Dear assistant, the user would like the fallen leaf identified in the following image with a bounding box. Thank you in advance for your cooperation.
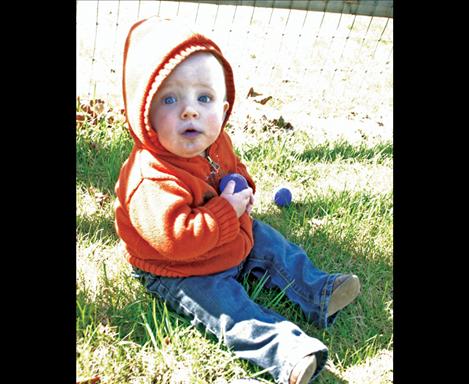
[80,104,94,116]
[246,87,263,98]
[92,100,105,115]
[255,96,272,105]
[76,113,86,128]
[272,116,294,130]
[76,376,100,384]
[94,192,107,207]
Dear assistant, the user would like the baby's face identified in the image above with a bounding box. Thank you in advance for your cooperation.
[150,52,229,158]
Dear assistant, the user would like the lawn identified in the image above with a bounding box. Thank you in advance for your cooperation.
[76,94,393,383]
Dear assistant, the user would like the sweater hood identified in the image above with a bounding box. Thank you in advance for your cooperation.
[122,16,236,157]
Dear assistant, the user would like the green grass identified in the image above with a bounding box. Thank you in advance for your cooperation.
[76,100,393,383]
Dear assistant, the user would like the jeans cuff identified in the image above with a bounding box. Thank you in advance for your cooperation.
[318,273,341,329]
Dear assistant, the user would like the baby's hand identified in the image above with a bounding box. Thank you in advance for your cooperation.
[220,180,254,218]
[246,192,255,215]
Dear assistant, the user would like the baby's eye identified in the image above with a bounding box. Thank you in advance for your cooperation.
[163,96,177,105]
[198,95,211,103]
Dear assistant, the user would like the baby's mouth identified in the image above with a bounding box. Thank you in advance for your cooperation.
[182,126,202,138]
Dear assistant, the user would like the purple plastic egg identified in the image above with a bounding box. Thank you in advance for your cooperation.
[274,187,292,207]
[219,173,249,193]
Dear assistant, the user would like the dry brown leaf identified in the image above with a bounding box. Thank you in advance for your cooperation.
[246,87,263,98]
[255,96,272,105]
[90,99,106,116]
[89,142,98,151]
[94,192,107,207]
[272,116,293,130]
[76,376,100,384]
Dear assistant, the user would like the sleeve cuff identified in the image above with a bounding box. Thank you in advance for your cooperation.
[204,196,240,245]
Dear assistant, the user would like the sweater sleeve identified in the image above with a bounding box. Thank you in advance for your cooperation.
[128,178,240,261]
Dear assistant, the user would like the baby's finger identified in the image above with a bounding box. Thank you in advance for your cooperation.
[238,187,253,198]
[240,189,252,205]
[221,180,236,195]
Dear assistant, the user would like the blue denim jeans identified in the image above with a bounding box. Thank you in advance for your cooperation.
[133,220,342,383]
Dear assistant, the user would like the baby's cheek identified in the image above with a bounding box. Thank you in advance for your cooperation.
[154,113,174,133]
[207,112,224,129]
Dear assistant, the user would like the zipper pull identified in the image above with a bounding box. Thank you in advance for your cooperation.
[206,154,220,186]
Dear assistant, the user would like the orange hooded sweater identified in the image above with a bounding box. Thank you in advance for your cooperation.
[114,16,256,277]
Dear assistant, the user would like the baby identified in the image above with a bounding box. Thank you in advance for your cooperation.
[114,16,360,384]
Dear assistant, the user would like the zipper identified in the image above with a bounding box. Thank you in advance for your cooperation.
[206,153,220,186]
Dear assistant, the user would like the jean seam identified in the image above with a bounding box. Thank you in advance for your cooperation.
[318,274,336,328]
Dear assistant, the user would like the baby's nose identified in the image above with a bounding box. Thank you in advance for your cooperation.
[181,106,199,119]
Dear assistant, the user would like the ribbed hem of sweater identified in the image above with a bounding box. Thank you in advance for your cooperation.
[204,196,240,245]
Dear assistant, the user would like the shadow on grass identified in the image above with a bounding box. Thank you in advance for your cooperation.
[76,123,133,194]
[315,369,349,384]
[76,212,118,243]
[297,141,393,163]
[241,137,393,165]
